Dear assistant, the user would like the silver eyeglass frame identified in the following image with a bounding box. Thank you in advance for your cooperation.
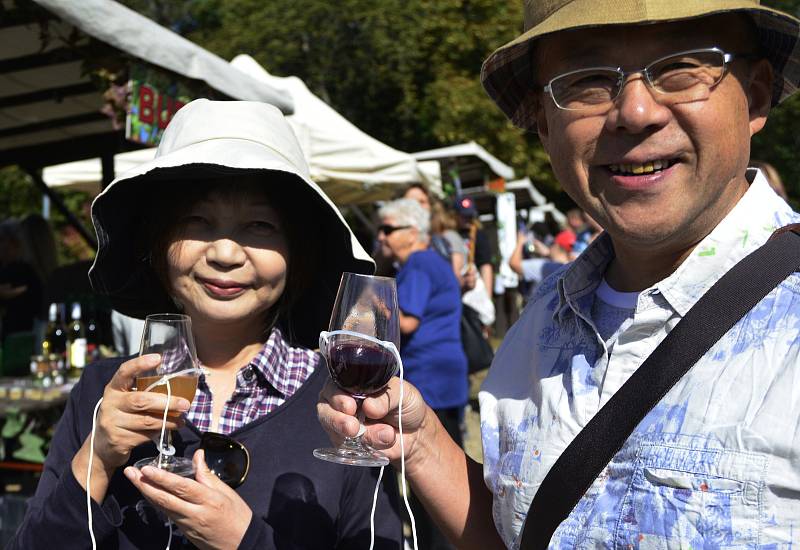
[542,47,740,111]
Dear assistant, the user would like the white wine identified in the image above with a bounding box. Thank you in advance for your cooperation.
[136,375,197,418]
[67,303,87,380]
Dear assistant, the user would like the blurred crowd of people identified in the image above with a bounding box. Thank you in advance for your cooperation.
[0,214,56,344]
[0,212,116,378]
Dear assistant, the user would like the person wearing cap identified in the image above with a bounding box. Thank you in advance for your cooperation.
[454,196,494,298]
[11,99,402,549]
[319,1,800,548]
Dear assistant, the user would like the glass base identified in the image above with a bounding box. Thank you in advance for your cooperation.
[313,446,389,467]
[134,455,195,477]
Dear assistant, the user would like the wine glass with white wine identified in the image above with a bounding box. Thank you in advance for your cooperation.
[133,313,201,476]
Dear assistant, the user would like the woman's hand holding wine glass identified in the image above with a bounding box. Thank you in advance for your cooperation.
[71,354,191,502]
[124,450,252,550]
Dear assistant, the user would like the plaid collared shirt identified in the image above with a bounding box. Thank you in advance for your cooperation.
[186,328,318,435]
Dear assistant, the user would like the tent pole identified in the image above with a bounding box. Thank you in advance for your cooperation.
[24,167,97,250]
[101,153,115,190]
[346,204,376,233]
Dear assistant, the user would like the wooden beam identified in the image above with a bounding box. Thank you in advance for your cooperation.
[0,46,87,75]
[0,111,108,139]
[101,153,114,190]
[0,131,143,169]
[0,7,54,30]
[0,81,98,109]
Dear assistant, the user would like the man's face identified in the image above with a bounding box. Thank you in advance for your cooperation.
[535,15,772,256]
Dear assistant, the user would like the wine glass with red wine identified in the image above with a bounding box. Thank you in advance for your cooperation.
[314,273,400,466]
[133,314,201,476]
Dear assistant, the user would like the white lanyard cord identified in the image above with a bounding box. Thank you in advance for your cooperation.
[326,330,419,550]
[87,397,103,549]
[88,374,180,550]
[396,350,419,550]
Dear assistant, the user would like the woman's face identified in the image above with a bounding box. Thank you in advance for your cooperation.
[166,191,289,328]
[403,187,431,212]
[378,215,417,263]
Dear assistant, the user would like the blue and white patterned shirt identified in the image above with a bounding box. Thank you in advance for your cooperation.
[480,170,800,548]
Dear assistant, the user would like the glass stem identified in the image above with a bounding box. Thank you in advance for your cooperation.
[157,430,174,469]
[341,398,368,449]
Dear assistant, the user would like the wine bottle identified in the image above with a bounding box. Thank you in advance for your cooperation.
[86,302,100,362]
[67,302,87,380]
[42,303,67,357]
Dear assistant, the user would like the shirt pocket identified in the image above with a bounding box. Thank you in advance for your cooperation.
[496,473,537,550]
[615,442,766,549]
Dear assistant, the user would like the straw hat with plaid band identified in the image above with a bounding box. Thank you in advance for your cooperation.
[89,99,374,349]
[481,0,800,131]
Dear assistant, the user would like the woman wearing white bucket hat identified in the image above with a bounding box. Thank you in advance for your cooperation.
[11,99,402,549]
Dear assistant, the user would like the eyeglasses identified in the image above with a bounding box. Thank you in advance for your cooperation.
[200,432,250,488]
[377,224,411,236]
[543,47,748,114]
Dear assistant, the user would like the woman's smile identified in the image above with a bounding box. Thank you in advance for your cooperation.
[197,276,250,299]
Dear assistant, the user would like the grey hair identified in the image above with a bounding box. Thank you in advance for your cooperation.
[378,198,430,242]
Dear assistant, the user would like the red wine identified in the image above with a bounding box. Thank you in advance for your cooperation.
[327,341,398,397]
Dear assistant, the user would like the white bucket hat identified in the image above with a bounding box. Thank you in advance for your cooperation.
[89,99,374,348]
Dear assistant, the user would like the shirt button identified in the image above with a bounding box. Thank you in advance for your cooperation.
[243,368,254,381]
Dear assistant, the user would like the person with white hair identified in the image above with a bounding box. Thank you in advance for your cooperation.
[376,198,467,550]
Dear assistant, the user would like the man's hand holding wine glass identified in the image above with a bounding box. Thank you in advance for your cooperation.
[71,353,190,503]
[318,376,443,473]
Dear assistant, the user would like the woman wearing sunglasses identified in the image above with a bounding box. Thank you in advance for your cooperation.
[10,100,402,549]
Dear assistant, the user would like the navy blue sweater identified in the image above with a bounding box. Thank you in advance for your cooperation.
[10,357,402,549]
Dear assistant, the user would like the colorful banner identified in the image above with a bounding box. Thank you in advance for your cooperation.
[126,64,193,146]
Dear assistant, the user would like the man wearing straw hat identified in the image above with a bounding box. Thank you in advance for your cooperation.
[320,1,800,548]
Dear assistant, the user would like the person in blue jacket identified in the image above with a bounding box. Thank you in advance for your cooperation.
[10,99,402,549]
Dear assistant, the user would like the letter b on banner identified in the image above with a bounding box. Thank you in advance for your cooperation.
[139,85,155,125]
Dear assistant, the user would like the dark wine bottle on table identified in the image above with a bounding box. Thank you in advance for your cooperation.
[42,302,67,357]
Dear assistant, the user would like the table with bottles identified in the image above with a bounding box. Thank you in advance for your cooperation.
[0,377,74,416]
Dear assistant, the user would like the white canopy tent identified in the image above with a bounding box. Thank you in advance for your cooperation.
[412,141,515,187]
[230,54,440,204]
[43,148,156,193]
[43,54,441,206]
[31,0,292,110]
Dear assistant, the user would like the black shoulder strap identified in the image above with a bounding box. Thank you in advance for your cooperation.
[520,225,800,549]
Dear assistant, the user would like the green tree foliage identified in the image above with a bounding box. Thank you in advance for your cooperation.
[0,167,40,219]
[184,0,800,204]
[186,0,561,200]
[0,167,94,265]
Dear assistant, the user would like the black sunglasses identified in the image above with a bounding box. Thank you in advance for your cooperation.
[200,432,250,489]
[378,224,411,235]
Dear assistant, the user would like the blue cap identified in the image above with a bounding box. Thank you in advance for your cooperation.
[454,196,478,218]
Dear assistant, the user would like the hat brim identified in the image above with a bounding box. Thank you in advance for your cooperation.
[89,139,374,348]
[481,2,800,130]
